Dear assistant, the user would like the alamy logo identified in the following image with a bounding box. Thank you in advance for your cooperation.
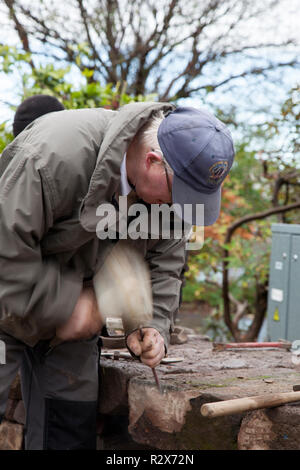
[0,340,5,365]
[95,197,205,250]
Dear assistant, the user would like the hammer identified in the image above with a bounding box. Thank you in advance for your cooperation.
[93,240,162,391]
[201,386,300,418]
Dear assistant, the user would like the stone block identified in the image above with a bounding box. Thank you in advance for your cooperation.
[4,399,17,422]
[13,401,25,425]
[238,410,276,450]
[8,374,22,400]
[4,399,25,425]
[0,420,23,450]
[98,336,300,450]
[128,382,242,450]
[238,404,300,450]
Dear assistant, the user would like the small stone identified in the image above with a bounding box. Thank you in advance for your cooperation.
[263,379,274,384]
[8,374,22,400]
[4,399,16,422]
[170,327,188,345]
[0,420,23,450]
[220,359,247,369]
[13,401,25,425]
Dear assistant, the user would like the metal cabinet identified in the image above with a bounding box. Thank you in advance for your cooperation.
[267,223,300,341]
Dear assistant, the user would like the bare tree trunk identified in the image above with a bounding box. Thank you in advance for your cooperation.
[222,201,300,341]
[3,0,35,69]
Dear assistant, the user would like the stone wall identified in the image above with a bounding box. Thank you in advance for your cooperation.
[2,335,300,450]
[0,375,24,450]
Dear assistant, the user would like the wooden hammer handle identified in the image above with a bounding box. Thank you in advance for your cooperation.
[201,391,300,418]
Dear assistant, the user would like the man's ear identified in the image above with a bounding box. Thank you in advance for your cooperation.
[145,150,163,170]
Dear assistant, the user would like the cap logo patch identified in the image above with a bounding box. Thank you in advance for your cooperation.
[208,161,228,184]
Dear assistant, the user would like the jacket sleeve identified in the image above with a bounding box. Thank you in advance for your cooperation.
[0,155,83,347]
[145,237,186,349]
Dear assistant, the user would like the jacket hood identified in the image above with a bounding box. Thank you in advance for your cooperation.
[79,101,175,232]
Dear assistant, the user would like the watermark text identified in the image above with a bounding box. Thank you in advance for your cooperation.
[95,197,204,250]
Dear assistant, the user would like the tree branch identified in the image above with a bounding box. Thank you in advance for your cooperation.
[222,201,300,340]
[76,0,98,64]
[173,59,299,100]
[3,0,35,69]
[2,0,298,100]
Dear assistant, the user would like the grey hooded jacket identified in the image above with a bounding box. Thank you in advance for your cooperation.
[0,102,186,347]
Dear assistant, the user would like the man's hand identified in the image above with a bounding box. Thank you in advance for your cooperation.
[126,328,165,368]
[56,287,103,341]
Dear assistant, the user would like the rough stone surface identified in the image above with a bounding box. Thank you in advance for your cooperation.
[99,335,300,450]
[4,332,300,450]
[238,405,300,450]
[4,397,25,426]
[13,400,25,425]
[238,410,277,450]
[0,420,23,450]
[128,385,242,450]
[4,399,17,422]
[128,381,199,449]
[8,374,22,400]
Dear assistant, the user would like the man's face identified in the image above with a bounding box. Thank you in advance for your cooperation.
[134,150,173,205]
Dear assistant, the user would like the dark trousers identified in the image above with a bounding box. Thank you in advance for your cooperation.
[0,330,100,449]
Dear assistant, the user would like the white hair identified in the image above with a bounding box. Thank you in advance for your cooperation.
[138,110,174,174]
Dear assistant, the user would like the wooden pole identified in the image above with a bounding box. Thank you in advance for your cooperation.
[201,391,300,418]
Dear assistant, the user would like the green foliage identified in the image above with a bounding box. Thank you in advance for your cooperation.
[26,63,157,110]
[202,309,233,342]
[0,121,13,153]
[0,44,31,74]
[0,44,157,147]
[226,145,270,214]
[183,226,271,309]
[183,86,299,337]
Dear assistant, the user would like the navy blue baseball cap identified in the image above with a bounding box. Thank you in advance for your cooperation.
[157,107,235,226]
